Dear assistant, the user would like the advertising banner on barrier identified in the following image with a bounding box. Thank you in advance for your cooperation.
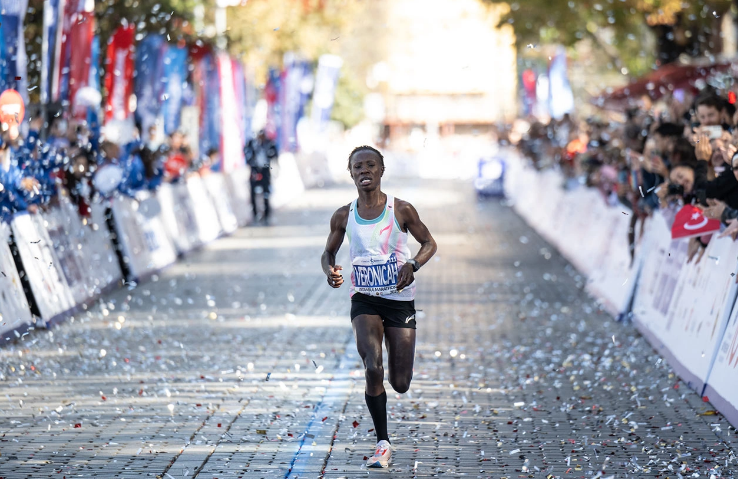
[655,234,738,391]
[630,211,735,391]
[632,213,688,322]
[157,182,201,254]
[704,292,738,428]
[224,167,251,227]
[86,203,123,291]
[186,175,221,243]
[203,173,238,234]
[42,205,91,305]
[110,193,177,280]
[586,205,641,316]
[11,213,75,321]
[0,221,33,340]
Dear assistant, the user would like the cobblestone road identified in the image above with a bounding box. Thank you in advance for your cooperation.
[1,180,737,478]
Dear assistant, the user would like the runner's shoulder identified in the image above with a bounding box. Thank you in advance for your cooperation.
[331,203,351,229]
[393,197,418,219]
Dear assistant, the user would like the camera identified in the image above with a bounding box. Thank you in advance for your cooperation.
[667,183,685,196]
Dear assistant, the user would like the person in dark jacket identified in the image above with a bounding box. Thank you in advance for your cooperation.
[244,130,278,225]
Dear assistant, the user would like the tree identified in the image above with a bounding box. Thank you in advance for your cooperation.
[483,0,733,77]
[226,0,367,128]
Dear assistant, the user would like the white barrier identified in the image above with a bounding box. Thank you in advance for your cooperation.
[110,193,178,280]
[42,201,94,305]
[1,157,315,342]
[632,212,738,391]
[271,152,306,209]
[157,182,201,254]
[86,203,124,292]
[504,149,738,426]
[224,167,252,227]
[186,175,222,243]
[704,294,738,426]
[505,157,638,316]
[0,221,34,340]
[11,213,75,321]
[203,172,239,234]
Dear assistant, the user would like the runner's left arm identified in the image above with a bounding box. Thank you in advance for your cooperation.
[322,205,349,288]
[396,201,437,290]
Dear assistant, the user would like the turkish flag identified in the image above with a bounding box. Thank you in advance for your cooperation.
[671,204,721,239]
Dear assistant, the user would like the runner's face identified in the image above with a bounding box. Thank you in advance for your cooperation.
[350,151,383,190]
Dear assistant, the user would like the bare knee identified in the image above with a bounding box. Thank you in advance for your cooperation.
[364,361,384,387]
[389,374,412,394]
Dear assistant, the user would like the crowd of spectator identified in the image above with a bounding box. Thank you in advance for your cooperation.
[0,113,218,223]
[517,86,738,263]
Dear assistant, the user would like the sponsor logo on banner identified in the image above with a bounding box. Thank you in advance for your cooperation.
[671,205,720,239]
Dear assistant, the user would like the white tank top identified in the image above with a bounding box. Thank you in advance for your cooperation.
[346,195,415,301]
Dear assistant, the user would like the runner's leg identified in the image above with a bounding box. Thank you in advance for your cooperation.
[263,181,271,221]
[384,327,416,394]
[249,179,258,218]
[353,314,389,442]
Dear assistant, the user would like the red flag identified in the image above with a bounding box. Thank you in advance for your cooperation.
[671,204,721,239]
[104,25,135,121]
[68,11,95,120]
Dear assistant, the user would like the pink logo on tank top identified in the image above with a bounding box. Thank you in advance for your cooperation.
[379,224,391,235]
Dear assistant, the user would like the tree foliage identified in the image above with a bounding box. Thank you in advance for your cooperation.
[227,0,366,128]
[484,0,733,76]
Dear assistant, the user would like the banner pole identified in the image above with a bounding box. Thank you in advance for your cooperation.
[40,0,52,140]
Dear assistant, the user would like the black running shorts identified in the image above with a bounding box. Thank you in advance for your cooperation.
[350,292,417,329]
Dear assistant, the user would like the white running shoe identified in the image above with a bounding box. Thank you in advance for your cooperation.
[366,440,392,468]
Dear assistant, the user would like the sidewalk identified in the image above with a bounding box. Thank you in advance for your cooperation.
[0,180,735,478]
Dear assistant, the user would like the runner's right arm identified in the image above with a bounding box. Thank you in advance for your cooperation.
[322,205,350,288]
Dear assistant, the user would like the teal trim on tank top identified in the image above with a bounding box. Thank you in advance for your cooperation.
[353,198,387,225]
[353,197,405,232]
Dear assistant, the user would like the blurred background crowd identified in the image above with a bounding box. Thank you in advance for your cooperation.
[0,113,222,222]
[515,86,738,264]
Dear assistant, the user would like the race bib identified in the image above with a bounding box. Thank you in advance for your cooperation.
[353,253,399,295]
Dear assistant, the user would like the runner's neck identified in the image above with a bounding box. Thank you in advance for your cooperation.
[356,190,386,210]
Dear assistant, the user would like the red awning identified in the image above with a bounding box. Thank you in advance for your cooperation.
[593,60,734,110]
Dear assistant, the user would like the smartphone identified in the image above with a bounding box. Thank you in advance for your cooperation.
[702,125,723,140]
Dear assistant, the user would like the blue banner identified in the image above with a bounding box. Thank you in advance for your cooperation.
[134,34,165,136]
[199,53,220,156]
[162,45,187,136]
[42,0,60,103]
[310,54,342,134]
[0,5,21,93]
[279,56,313,153]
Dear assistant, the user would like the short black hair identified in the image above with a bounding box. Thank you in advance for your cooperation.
[347,145,384,171]
[724,98,736,119]
[671,137,697,165]
[654,122,683,138]
[696,94,724,111]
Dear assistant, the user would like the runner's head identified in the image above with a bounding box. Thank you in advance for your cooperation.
[348,146,385,190]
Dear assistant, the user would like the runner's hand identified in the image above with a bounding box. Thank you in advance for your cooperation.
[396,263,414,292]
[327,265,343,288]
